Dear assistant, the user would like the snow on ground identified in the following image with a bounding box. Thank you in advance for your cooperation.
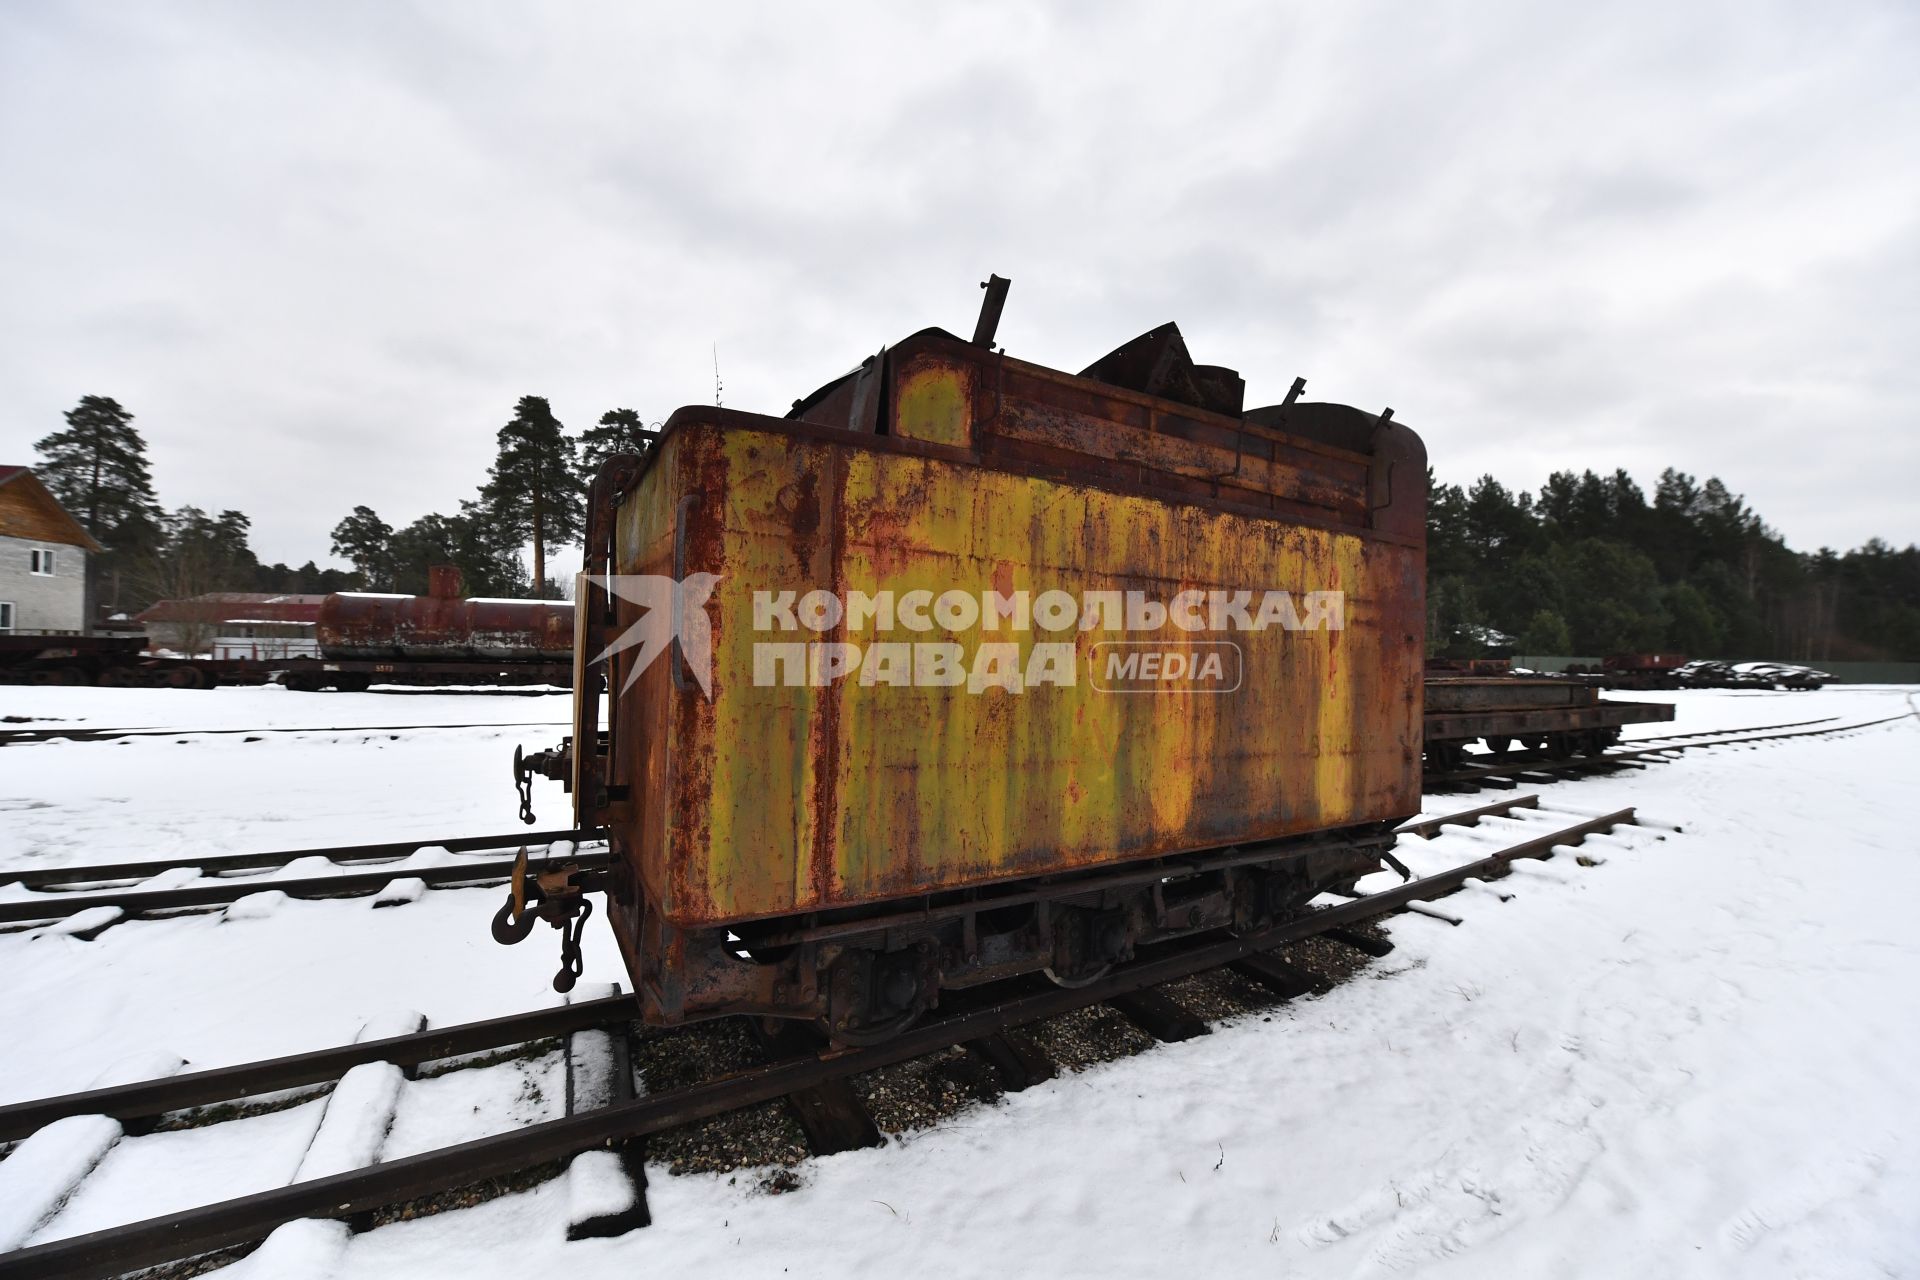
[1614,683,1916,741]
[0,682,570,733]
[0,685,573,868]
[0,889,624,1104]
[2,685,1918,1277]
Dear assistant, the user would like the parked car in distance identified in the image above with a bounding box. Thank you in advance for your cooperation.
[1671,659,1833,690]
[1730,661,1834,690]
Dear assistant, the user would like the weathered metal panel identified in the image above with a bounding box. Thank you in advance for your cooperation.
[316,593,573,661]
[1423,677,1597,714]
[617,416,1424,929]
[891,351,973,449]
[1424,699,1676,741]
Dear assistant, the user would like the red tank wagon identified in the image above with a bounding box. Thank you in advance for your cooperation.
[317,566,573,662]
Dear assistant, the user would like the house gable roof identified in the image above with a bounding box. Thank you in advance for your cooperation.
[0,466,106,553]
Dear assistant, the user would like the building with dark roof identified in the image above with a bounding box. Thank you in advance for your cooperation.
[135,592,326,658]
[0,465,104,636]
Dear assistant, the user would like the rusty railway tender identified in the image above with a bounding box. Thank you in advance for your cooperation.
[501,278,1431,1041]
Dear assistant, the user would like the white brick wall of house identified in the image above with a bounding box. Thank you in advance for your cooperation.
[0,533,88,634]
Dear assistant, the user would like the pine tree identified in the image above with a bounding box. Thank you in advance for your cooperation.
[479,396,583,598]
[578,408,655,475]
[452,498,532,597]
[34,396,158,538]
[139,507,261,652]
[383,504,529,598]
[35,396,163,613]
[330,505,395,589]
[1517,609,1573,655]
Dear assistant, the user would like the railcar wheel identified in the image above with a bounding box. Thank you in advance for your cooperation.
[821,1007,923,1048]
[1043,962,1114,990]
[1047,906,1131,988]
[822,945,933,1045]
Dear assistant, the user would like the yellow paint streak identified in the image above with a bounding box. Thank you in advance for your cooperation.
[893,361,971,449]
[641,423,1419,926]
[1311,535,1367,819]
[611,438,682,915]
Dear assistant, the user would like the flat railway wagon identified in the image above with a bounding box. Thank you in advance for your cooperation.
[500,280,1431,1041]
[1423,676,1675,770]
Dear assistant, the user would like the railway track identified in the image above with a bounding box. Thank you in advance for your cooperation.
[9,711,1903,932]
[1428,711,1913,789]
[0,792,1554,931]
[1624,714,1837,744]
[0,829,605,930]
[0,719,568,746]
[0,800,1646,1280]
[0,994,639,1144]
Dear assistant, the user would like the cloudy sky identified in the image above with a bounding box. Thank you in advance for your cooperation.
[2,1,1916,567]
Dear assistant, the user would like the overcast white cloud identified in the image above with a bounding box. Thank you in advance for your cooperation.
[2,0,1915,566]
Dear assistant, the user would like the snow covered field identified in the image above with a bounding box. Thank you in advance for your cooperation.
[1,684,574,868]
[2,685,1917,1278]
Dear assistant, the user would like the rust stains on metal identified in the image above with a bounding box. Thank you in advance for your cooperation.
[587,324,1424,953]
[316,575,573,661]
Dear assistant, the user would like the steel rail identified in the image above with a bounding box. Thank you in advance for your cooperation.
[0,828,604,890]
[0,720,570,746]
[0,995,637,1143]
[0,798,1538,1131]
[1630,712,1913,750]
[1625,715,1836,744]
[0,809,1637,1280]
[1431,712,1912,786]
[0,850,607,926]
[1395,794,1540,839]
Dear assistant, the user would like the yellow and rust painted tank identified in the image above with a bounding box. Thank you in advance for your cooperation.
[573,325,1426,960]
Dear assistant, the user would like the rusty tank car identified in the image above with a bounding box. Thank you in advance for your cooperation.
[318,565,574,662]
[500,278,1428,1043]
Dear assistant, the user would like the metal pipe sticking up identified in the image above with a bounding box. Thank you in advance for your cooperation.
[972,274,1011,348]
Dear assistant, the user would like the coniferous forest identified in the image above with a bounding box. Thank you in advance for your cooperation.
[35,396,1920,662]
[1427,467,1920,663]
[33,396,653,615]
